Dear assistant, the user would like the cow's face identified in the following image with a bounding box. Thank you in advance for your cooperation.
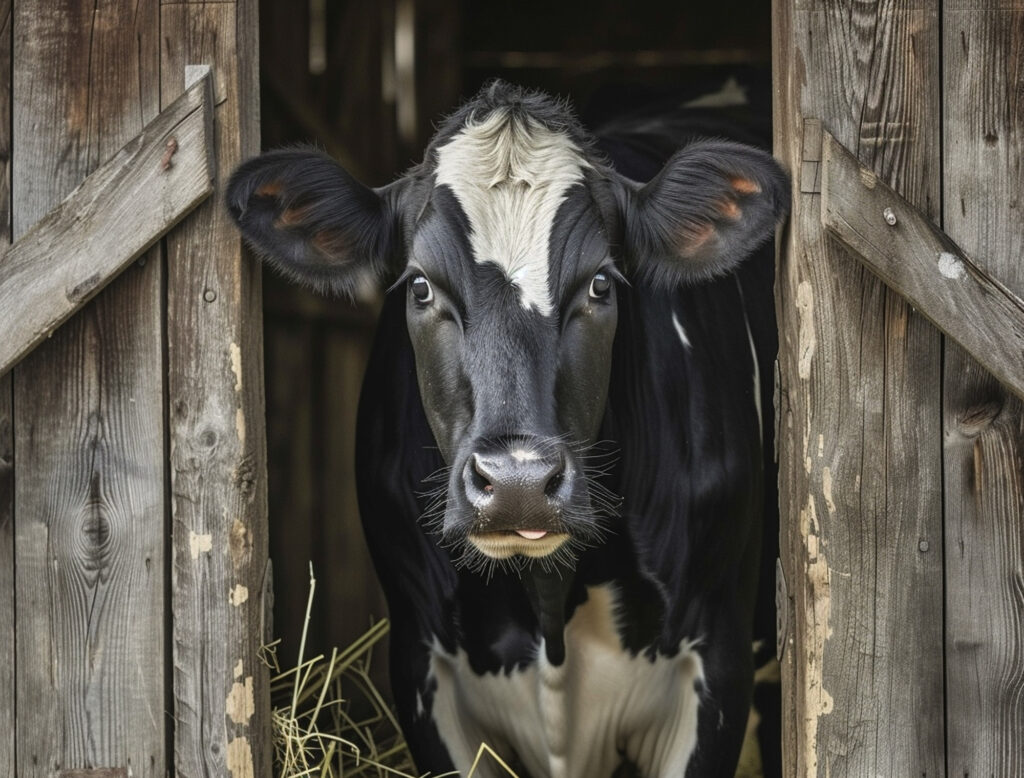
[227,83,788,572]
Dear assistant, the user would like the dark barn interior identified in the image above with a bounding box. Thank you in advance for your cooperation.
[258,0,772,730]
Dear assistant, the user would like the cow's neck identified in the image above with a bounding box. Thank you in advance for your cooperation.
[523,565,573,665]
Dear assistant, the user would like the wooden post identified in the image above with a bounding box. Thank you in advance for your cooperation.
[160,2,271,777]
[773,1,945,774]
[0,0,13,769]
[11,1,167,776]
[943,1,1024,773]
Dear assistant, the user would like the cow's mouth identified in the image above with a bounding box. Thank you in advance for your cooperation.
[468,529,571,559]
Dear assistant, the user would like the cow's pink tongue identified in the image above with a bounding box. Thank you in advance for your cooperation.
[515,529,548,540]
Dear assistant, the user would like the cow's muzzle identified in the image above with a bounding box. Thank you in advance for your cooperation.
[461,442,575,559]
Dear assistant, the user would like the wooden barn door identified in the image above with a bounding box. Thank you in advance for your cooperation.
[774,0,1024,774]
[0,2,270,777]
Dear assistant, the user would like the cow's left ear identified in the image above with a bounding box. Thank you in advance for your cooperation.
[226,148,404,298]
[621,140,790,284]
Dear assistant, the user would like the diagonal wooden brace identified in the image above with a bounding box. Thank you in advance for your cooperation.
[821,130,1024,403]
[0,72,215,377]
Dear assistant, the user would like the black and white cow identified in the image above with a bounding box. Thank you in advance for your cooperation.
[228,80,788,777]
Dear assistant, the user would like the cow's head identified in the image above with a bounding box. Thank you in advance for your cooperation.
[227,81,788,574]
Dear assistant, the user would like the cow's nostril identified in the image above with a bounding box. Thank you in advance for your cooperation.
[544,470,564,498]
[470,455,494,496]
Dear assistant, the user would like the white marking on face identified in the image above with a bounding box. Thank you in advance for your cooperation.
[511,448,540,462]
[427,584,704,778]
[672,311,693,349]
[434,109,590,317]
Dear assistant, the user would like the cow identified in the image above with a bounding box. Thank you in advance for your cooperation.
[227,80,789,778]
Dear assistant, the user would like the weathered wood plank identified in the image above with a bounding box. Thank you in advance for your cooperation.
[0,0,14,769]
[773,0,945,774]
[160,3,271,777]
[12,1,167,775]
[820,131,1024,402]
[0,75,214,377]
[943,2,1024,774]
[0,378,13,778]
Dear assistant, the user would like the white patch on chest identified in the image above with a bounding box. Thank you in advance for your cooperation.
[427,584,704,778]
[434,109,589,317]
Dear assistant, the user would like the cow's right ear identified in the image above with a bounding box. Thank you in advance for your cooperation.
[226,149,403,297]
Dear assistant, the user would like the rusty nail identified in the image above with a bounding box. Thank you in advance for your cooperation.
[918,539,930,552]
[203,289,217,303]
[161,137,179,171]
[883,207,897,226]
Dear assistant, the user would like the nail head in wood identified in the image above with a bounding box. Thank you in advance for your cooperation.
[203,289,217,303]
[883,206,897,226]
[161,137,179,171]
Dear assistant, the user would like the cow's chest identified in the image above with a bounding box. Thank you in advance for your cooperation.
[427,584,704,778]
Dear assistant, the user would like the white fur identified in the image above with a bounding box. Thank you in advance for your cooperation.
[435,109,590,316]
[427,584,704,778]
[511,448,541,462]
[735,280,763,441]
[671,312,692,349]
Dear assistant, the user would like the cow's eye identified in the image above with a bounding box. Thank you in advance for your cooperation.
[589,271,612,300]
[410,275,434,304]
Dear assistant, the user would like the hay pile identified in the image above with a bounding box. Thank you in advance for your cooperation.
[266,565,518,778]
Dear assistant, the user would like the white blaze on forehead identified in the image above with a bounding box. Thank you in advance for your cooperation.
[434,108,590,316]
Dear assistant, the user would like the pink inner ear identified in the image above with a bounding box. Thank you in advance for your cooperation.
[312,228,352,258]
[255,181,284,197]
[679,222,716,257]
[716,199,742,220]
[275,205,308,228]
[730,177,761,195]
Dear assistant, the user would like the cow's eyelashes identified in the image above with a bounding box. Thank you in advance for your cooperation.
[410,274,434,304]
[588,271,612,300]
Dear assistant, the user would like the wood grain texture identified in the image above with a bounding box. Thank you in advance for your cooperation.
[161,3,271,777]
[0,76,214,377]
[11,1,167,776]
[773,1,945,774]
[0,0,13,768]
[821,131,1024,402]
[0,376,12,778]
[943,2,1024,774]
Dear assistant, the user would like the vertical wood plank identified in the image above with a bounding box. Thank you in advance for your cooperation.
[943,1,1024,774]
[773,0,945,774]
[160,2,271,777]
[11,1,165,776]
[0,0,14,768]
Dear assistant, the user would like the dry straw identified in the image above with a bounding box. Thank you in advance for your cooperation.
[266,564,520,778]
